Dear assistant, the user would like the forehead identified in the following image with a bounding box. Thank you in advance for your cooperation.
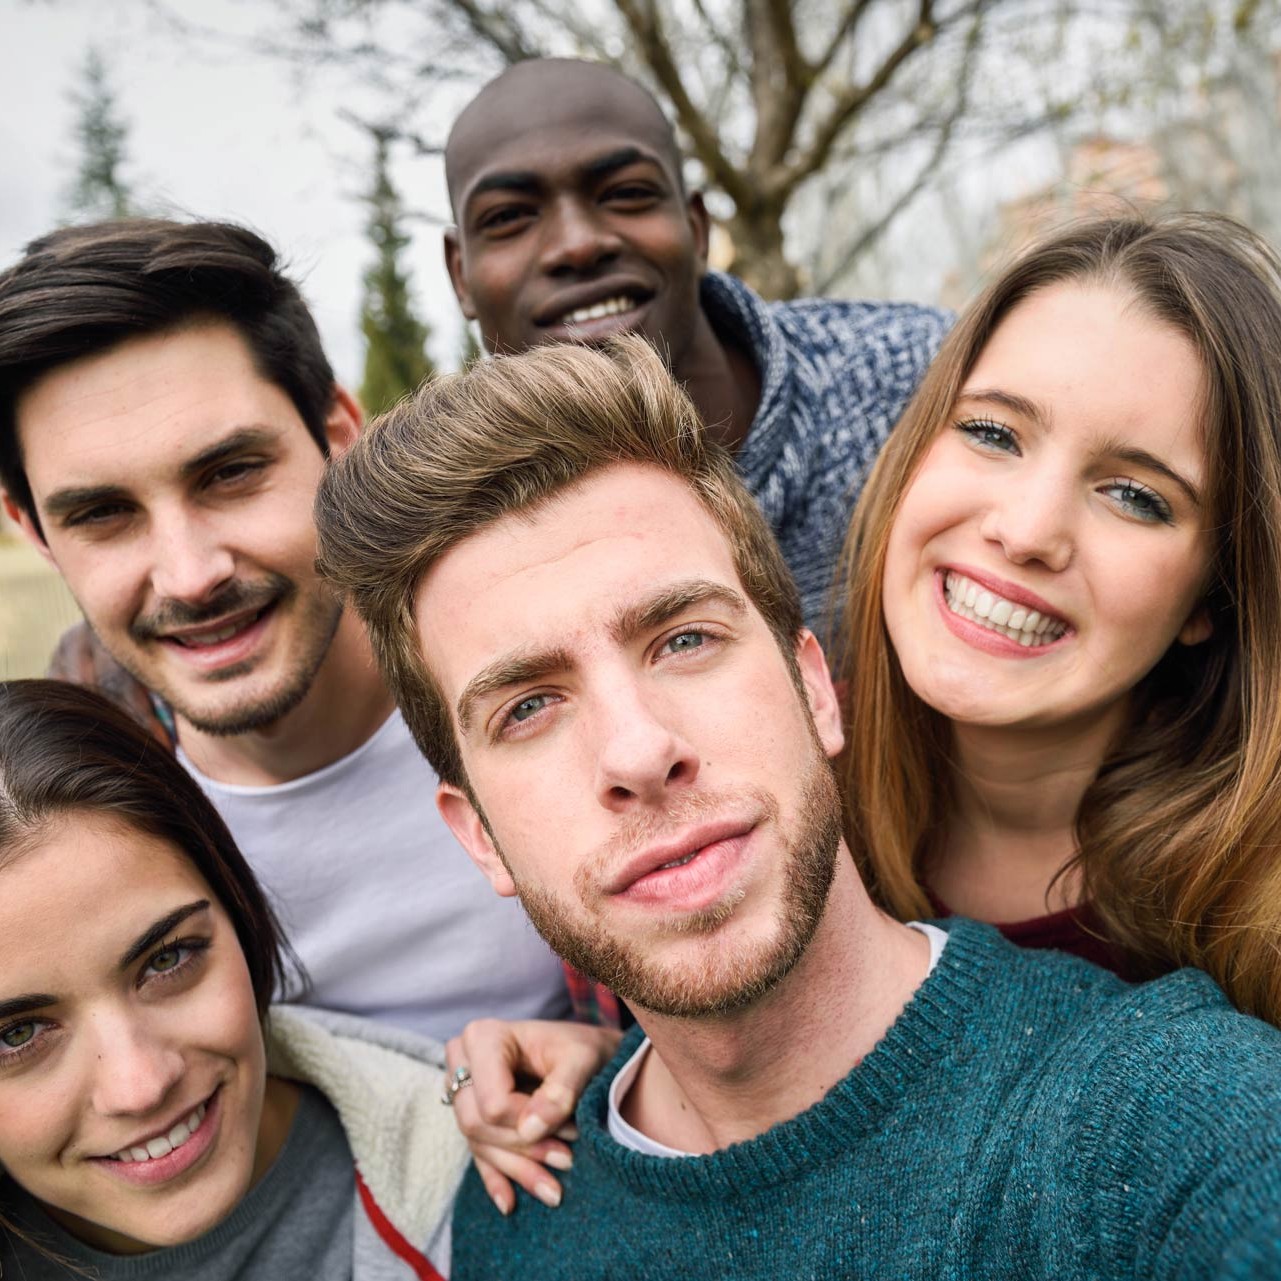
[448,72,679,207]
[0,812,212,985]
[15,322,303,498]
[414,464,741,695]
[969,282,1206,461]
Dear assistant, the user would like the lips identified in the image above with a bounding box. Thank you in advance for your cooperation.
[534,281,655,330]
[159,605,271,650]
[91,1087,221,1188]
[608,820,756,896]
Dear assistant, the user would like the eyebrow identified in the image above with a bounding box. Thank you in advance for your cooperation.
[464,146,663,209]
[956,388,1047,425]
[41,427,279,520]
[0,901,211,1022]
[1098,442,1203,507]
[454,578,747,734]
[0,993,58,1022]
[119,900,212,969]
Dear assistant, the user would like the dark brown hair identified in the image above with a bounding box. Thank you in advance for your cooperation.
[315,333,803,789]
[0,219,336,534]
[836,212,1281,1023]
[0,679,290,1013]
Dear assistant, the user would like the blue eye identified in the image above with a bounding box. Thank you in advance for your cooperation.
[664,631,706,653]
[510,694,550,723]
[1103,479,1173,524]
[956,418,1018,453]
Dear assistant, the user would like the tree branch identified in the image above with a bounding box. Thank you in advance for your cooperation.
[812,0,877,81]
[612,0,752,206]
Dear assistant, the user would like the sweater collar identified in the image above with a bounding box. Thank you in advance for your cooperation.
[699,272,798,522]
[576,918,1004,1198]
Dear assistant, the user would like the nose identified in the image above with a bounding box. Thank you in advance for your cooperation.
[539,196,623,277]
[87,1011,185,1120]
[979,467,1075,573]
[592,679,701,811]
[149,507,236,604]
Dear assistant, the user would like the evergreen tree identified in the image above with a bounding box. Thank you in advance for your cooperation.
[67,48,134,221]
[359,133,435,416]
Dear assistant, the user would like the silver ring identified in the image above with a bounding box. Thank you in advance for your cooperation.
[440,1064,474,1106]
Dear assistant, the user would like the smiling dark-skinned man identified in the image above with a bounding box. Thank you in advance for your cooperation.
[444,59,950,637]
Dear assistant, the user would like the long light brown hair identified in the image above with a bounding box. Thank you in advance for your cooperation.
[834,213,1281,1023]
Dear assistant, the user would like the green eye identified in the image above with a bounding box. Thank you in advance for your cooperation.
[150,948,182,973]
[1,1022,35,1050]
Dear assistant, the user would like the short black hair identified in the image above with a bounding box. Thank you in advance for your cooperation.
[0,219,336,533]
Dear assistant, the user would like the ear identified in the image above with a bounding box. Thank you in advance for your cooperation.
[443,229,478,322]
[324,385,363,457]
[1177,604,1213,647]
[687,192,710,270]
[437,782,516,898]
[3,490,56,566]
[795,629,845,759]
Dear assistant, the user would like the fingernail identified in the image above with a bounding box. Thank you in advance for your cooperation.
[535,1181,562,1208]
[556,1123,580,1142]
[518,1113,549,1143]
[492,1191,512,1217]
[544,1149,573,1171]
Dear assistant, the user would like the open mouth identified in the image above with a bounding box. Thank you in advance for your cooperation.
[108,1099,209,1164]
[163,605,272,649]
[539,287,654,332]
[560,294,644,326]
[942,571,1069,647]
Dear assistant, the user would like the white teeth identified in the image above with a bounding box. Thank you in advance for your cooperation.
[942,572,1068,647]
[658,851,698,871]
[180,621,246,647]
[563,296,636,325]
[111,1102,207,1163]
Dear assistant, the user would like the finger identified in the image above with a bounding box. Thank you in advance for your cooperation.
[475,1154,515,1217]
[457,1020,530,1129]
[516,1040,607,1142]
[474,1144,565,1209]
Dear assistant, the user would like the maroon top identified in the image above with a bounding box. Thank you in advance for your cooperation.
[927,890,1139,980]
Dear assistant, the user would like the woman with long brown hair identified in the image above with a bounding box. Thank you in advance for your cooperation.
[835,211,1281,1022]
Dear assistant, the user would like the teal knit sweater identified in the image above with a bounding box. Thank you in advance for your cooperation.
[451,920,1281,1279]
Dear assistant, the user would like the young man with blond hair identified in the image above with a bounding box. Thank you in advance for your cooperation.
[315,335,1281,1279]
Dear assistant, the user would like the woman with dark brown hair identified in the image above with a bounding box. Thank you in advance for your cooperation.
[836,211,1281,1022]
[0,679,468,1277]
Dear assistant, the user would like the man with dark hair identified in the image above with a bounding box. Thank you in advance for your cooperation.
[316,335,1281,1280]
[443,57,951,631]
[0,218,570,1040]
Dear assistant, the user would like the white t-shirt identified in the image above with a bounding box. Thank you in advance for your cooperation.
[179,710,570,1041]
[608,921,949,1156]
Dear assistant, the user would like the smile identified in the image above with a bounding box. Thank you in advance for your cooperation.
[562,295,642,326]
[109,1099,208,1164]
[942,571,1068,647]
[162,606,270,649]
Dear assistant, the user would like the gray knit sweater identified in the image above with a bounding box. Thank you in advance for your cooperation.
[452,919,1281,1279]
[704,272,951,637]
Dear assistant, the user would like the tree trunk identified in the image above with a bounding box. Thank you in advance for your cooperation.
[725,207,801,300]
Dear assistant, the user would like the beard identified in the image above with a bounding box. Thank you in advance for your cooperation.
[503,747,844,1019]
[122,574,343,737]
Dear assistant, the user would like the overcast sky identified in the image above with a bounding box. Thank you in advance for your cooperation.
[2,0,469,385]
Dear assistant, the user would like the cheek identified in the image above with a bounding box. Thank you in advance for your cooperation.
[0,1077,78,1184]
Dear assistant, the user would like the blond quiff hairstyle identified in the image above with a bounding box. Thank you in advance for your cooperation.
[315,334,803,789]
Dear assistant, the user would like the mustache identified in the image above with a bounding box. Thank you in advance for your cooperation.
[130,575,293,641]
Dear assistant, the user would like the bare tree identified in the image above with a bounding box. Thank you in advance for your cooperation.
[158,0,1279,299]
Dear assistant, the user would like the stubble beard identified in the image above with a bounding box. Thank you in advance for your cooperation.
[506,749,843,1020]
[118,574,344,737]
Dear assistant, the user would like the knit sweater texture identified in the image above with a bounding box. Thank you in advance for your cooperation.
[451,919,1281,1280]
[704,272,950,637]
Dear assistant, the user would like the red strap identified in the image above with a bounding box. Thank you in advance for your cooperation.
[356,1169,448,1281]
